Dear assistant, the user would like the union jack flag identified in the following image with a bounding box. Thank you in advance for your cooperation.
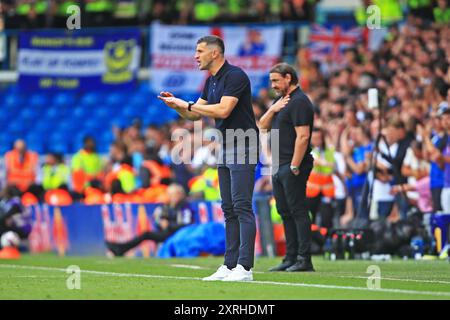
[308,24,363,63]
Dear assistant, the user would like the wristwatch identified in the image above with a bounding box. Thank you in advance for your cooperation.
[290,165,300,174]
[187,101,195,112]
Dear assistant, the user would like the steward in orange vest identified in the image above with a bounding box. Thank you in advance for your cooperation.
[5,140,39,192]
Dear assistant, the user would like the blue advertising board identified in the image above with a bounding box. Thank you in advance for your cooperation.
[18,29,141,91]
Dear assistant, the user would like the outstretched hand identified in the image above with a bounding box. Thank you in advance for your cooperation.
[158,91,187,110]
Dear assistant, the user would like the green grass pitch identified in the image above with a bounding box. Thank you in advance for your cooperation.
[0,254,449,300]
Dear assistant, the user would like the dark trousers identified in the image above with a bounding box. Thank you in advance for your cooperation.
[377,201,394,219]
[431,188,443,212]
[272,163,313,261]
[306,194,334,229]
[218,163,257,269]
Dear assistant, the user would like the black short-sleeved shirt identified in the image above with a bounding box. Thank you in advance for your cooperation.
[271,87,314,167]
[201,61,258,149]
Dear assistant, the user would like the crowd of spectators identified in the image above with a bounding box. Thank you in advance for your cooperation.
[0,0,319,29]
[0,3,450,230]
[290,15,450,227]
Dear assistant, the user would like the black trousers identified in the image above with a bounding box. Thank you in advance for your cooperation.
[272,163,313,260]
[306,194,334,229]
[431,188,443,212]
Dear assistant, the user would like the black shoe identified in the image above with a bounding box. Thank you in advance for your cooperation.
[105,241,125,257]
[269,259,296,272]
[286,257,315,272]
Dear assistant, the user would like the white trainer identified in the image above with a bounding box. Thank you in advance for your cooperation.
[222,264,253,282]
[202,265,232,281]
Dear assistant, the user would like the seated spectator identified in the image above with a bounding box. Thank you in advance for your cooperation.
[71,136,104,194]
[189,166,221,201]
[105,183,194,256]
[140,147,172,189]
[4,139,39,195]
[105,156,136,195]
[42,153,70,191]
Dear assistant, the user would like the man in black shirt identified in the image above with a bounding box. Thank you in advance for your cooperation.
[158,35,258,282]
[260,63,315,272]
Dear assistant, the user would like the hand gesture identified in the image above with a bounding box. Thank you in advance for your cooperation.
[158,91,187,110]
[271,95,290,113]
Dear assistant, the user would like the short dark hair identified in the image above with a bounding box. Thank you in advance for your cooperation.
[269,63,299,85]
[197,35,225,54]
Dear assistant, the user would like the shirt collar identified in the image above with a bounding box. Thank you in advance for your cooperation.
[212,60,229,80]
[289,86,301,95]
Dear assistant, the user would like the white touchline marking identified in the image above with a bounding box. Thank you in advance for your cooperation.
[333,275,450,285]
[169,264,447,279]
[169,264,265,273]
[170,264,207,270]
[0,264,449,297]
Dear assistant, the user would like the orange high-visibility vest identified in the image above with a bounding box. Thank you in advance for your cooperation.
[306,172,335,198]
[141,160,172,187]
[306,148,336,198]
[5,150,39,192]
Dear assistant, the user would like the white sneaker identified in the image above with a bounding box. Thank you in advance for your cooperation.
[202,265,232,281]
[222,264,253,282]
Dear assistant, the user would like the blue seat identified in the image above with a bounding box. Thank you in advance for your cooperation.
[72,106,88,119]
[0,113,11,128]
[45,106,69,120]
[80,92,103,107]
[122,105,141,118]
[50,131,67,142]
[28,93,50,108]
[52,92,76,107]
[2,104,20,118]
[92,106,110,119]
[7,120,26,136]
[96,139,111,154]
[106,92,127,107]
[57,120,79,133]
[0,134,13,155]
[20,108,40,120]
[139,81,150,92]
[25,137,45,154]
[47,142,70,155]
[2,93,25,108]
[33,120,51,134]
[83,119,102,132]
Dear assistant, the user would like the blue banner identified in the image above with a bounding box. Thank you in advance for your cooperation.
[18,30,141,91]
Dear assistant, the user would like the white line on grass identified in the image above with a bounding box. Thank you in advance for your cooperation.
[168,264,450,281]
[169,264,208,270]
[333,275,450,285]
[1,264,450,297]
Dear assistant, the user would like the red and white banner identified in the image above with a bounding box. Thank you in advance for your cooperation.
[150,22,283,94]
